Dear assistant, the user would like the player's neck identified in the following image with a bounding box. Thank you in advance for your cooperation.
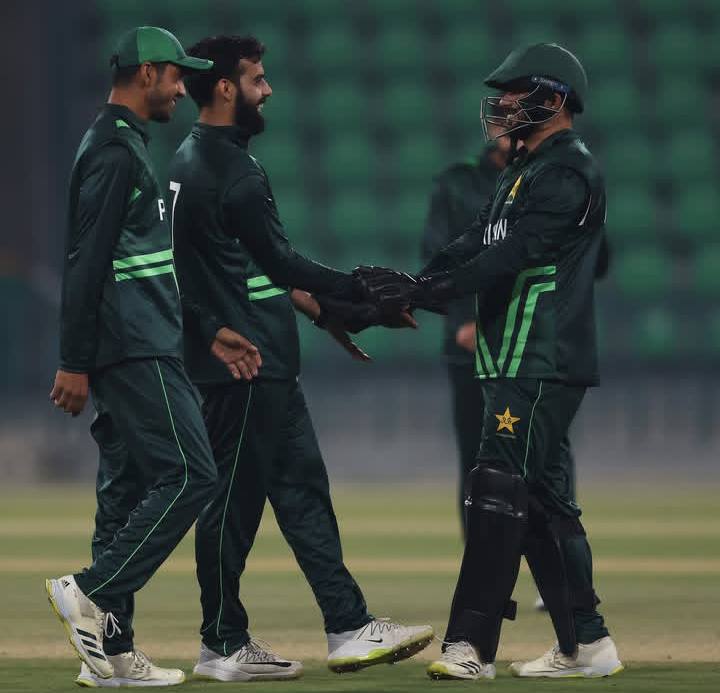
[524,116,572,152]
[107,89,150,122]
[198,106,234,127]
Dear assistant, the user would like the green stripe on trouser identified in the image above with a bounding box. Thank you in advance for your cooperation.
[74,358,217,625]
[195,379,371,656]
[476,378,607,643]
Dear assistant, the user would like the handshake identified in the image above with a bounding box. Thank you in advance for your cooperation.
[314,265,459,335]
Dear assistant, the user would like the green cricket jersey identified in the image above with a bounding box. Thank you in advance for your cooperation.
[425,129,606,386]
[169,123,354,383]
[421,153,499,365]
[59,104,182,373]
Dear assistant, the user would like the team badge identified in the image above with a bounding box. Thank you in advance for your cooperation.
[495,407,521,435]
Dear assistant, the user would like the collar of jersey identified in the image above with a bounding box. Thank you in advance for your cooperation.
[103,104,149,143]
[192,122,250,148]
[522,127,577,164]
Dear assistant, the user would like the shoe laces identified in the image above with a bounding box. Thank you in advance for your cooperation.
[104,612,122,639]
[127,649,152,676]
[232,639,280,664]
[541,643,571,668]
[364,618,401,637]
[441,641,478,664]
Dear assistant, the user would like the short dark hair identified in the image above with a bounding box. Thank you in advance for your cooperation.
[185,35,265,108]
[110,56,169,87]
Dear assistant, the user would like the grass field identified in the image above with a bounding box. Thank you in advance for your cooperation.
[1,482,718,692]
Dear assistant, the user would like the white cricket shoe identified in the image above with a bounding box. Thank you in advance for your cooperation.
[427,641,496,680]
[510,636,624,678]
[192,641,302,682]
[327,618,434,673]
[45,575,112,679]
[76,651,185,687]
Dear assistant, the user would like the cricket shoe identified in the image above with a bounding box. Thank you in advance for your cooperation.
[534,594,548,611]
[193,640,302,682]
[509,636,624,678]
[45,575,112,679]
[75,651,185,687]
[327,618,434,673]
[426,641,496,680]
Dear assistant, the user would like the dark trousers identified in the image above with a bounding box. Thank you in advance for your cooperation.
[75,357,217,655]
[447,378,608,645]
[196,378,370,656]
[447,363,485,534]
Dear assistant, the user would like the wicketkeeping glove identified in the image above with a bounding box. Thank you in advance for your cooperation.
[313,293,413,334]
[352,265,457,314]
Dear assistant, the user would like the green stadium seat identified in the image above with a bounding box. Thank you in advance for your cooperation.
[373,25,428,73]
[253,135,303,186]
[452,80,489,131]
[306,24,359,74]
[703,309,720,355]
[635,0,708,21]
[675,185,720,242]
[385,190,430,246]
[360,0,423,18]
[306,83,368,132]
[508,0,616,20]
[661,131,715,182]
[511,22,561,49]
[647,25,711,74]
[382,83,436,131]
[653,80,710,128]
[577,25,632,79]
[630,306,678,359]
[606,187,657,244]
[299,0,351,20]
[242,24,290,71]
[586,81,640,129]
[276,190,313,244]
[614,248,673,297]
[327,189,383,243]
[388,134,447,186]
[323,134,378,186]
[444,25,495,73]
[602,137,654,184]
[263,83,300,132]
[692,245,720,296]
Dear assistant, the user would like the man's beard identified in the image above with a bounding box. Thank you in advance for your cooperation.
[147,89,173,123]
[234,93,265,134]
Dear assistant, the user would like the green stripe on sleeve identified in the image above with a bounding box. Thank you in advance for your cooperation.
[113,249,174,270]
[115,119,130,129]
[247,275,272,288]
[476,329,497,378]
[115,264,175,282]
[248,287,286,301]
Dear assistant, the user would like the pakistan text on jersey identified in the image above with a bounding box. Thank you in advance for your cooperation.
[483,218,507,245]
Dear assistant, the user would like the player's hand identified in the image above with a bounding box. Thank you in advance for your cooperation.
[49,370,89,417]
[456,321,477,353]
[211,327,262,380]
[314,294,418,334]
[353,265,452,315]
[326,324,372,362]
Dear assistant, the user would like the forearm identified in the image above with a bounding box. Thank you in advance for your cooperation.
[291,289,320,321]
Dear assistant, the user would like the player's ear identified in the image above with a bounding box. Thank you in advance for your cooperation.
[216,78,235,104]
[137,62,155,88]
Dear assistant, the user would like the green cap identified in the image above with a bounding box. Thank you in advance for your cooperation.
[112,26,213,71]
[484,43,588,113]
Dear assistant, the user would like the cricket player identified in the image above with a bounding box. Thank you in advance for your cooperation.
[355,43,623,680]
[168,35,432,682]
[44,27,237,688]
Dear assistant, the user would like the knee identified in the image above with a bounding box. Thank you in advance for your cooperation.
[186,460,218,502]
[466,462,528,519]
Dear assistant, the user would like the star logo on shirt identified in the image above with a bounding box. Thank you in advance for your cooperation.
[504,174,523,205]
[495,407,521,435]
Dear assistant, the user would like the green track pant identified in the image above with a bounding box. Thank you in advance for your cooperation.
[75,357,217,655]
[195,378,370,656]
